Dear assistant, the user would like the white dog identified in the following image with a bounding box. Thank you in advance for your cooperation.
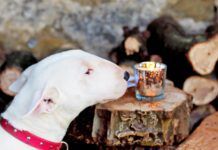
[0,50,128,150]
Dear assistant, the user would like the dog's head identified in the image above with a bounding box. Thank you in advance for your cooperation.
[8,50,128,118]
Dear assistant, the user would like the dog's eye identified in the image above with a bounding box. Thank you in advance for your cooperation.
[85,68,93,75]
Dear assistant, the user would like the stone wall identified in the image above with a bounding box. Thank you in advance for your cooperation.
[0,0,214,59]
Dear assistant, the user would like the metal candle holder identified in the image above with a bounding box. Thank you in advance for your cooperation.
[134,62,167,101]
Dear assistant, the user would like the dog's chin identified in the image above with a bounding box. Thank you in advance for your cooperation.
[117,81,128,96]
[99,81,127,104]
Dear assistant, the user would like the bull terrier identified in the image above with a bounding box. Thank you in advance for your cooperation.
[0,50,128,150]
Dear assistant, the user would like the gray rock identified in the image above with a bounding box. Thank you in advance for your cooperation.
[0,0,213,58]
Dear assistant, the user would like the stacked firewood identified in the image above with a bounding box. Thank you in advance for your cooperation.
[109,13,218,107]
[146,16,218,107]
[108,4,218,150]
[65,12,218,147]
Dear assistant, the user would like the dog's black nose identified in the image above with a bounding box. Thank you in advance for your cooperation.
[124,71,130,81]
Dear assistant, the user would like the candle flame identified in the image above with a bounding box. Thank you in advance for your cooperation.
[140,62,155,70]
[146,62,155,70]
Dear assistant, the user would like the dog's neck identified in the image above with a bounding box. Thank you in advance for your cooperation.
[1,100,91,142]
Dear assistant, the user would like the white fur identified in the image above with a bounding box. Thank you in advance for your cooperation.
[0,50,127,150]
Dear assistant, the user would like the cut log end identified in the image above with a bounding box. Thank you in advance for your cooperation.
[0,51,37,96]
[124,36,141,56]
[0,67,21,96]
[188,35,218,75]
[183,76,218,106]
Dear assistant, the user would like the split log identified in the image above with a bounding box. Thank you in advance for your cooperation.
[188,35,218,75]
[92,86,192,146]
[177,112,218,150]
[183,76,218,106]
[0,51,37,96]
[190,105,216,131]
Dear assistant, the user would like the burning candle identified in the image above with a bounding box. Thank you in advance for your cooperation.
[134,62,167,101]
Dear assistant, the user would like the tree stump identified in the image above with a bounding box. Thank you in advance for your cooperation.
[92,86,193,147]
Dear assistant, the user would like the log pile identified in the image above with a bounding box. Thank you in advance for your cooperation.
[109,13,218,87]
[65,9,218,148]
[146,16,218,87]
[65,11,218,149]
[109,8,218,107]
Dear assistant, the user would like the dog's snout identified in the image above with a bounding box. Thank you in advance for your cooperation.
[123,71,130,81]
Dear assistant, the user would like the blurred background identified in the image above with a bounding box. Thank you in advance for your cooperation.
[0,0,213,61]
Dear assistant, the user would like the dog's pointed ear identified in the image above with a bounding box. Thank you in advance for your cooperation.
[9,64,35,93]
[9,75,27,94]
[23,86,60,117]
